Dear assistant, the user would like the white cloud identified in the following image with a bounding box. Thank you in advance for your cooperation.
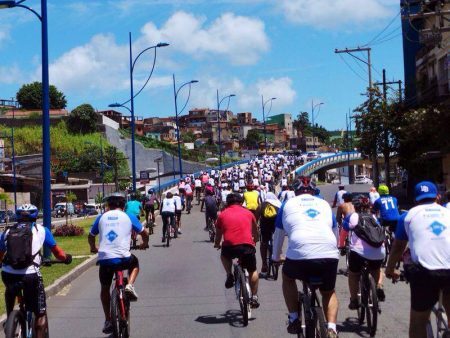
[278,0,394,29]
[0,24,10,48]
[139,11,269,65]
[0,64,26,85]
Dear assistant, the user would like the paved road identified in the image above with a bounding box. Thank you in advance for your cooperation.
[33,184,409,337]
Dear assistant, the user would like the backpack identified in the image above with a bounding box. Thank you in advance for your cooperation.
[263,202,278,218]
[4,222,37,269]
[353,213,385,248]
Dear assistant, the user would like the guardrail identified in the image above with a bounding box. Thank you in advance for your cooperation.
[294,152,363,177]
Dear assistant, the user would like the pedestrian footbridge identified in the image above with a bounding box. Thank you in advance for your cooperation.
[294,152,398,177]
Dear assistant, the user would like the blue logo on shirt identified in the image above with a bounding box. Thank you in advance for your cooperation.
[305,209,320,219]
[428,221,447,236]
[106,230,118,242]
[107,216,118,220]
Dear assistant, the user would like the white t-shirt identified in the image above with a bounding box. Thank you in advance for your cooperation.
[184,184,192,195]
[90,210,143,263]
[173,196,182,211]
[239,179,245,188]
[400,203,450,270]
[233,182,240,191]
[335,190,347,206]
[281,178,288,187]
[253,178,259,186]
[221,189,231,203]
[273,194,338,261]
[161,197,176,213]
[369,192,380,205]
[346,213,385,260]
[195,179,202,188]
[208,178,215,186]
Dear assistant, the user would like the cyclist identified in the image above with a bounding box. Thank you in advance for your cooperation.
[343,195,386,310]
[369,186,380,206]
[184,181,193,214]
[194,176,202,204]
[0,204,72,338]
[386,181,450,338]
[373,184,399,232]
[338,192,355,255]
[221,184,231,210]
[160,192,177,242]
[243,182,261,221]
[204,187,218,231]
[125,193,143,221]
[259,192,281,277]
[214,193,260,308]
[272,182,339,338]
[143,189,159,227]
[173,191,183,236]
[332,185,347,227]
[88,193,149,334]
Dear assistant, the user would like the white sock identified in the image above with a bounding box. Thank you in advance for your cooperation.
[289,312,299,322]
[327,322,337,332]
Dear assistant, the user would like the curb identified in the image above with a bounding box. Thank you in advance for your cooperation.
[0,254,98,325]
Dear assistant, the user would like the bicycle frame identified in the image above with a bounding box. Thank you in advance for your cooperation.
[427,291,449,338]
[298,278,328,338]
[233,260,252,326]
[114,270,128,321]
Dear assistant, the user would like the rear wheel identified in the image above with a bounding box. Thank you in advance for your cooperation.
[357,277,366,325]
[4,310,26,338]
[166,224,171,247]
[314,307,328,338]
[367,276,378,337]
[240,269,251,326]
[111,289,121,337]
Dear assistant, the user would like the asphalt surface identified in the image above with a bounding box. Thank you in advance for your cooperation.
[10,184,410,338]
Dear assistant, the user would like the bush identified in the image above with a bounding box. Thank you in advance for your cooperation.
[53,223,84,237]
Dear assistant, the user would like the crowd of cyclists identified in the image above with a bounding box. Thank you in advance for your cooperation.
[0,152,449,337]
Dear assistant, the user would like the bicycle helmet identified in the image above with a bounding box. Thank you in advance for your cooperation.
[343,192,353,203]
[353,195,370,212]
[378,184,389,195]
[16,204,39,220]
[148,189,155,194]
[104,192,126,209]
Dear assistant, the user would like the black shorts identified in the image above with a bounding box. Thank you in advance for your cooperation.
[145,205,155,213]
[221,244,257,273]
[2,271,46,315]
[282,258,339,292]
[348,251,383,273]
[99,254,139,287]
[405,263,450,312]
[259,217,275,244]
[176,211,182,220]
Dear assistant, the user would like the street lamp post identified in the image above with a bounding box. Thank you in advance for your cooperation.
[173,75,198,178]
[110,35,169,193]
[311,100,324,150]
[0,0,52,247]
[155,156,162,203]
[262,96,276,155]
[217,92,235,170]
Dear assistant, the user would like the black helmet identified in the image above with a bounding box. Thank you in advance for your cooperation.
[104,193,126,209]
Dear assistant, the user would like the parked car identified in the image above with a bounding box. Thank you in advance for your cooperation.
[354,175,373,184]
[52,202,75,218]
[84,203,100,216]
[0,210,16,224]
[306,151,320,161]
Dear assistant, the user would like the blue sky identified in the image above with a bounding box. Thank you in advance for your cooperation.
[0,0,404,130]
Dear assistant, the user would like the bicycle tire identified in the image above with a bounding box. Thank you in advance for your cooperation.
[111,288,121,337]
[357,277,366,325]
[166,224,171,247]
[120,297,130,338]
[297,292,304,338]
[240,268,251,326]
[4,310,26,338]
[435,306,449,337]
[303,294,315,338]
[367,276,378,337]
[314,306,328,338]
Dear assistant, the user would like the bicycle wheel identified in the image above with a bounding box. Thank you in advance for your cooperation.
[313,307,328,338]
[119,298,130,338]
[240,268,251,326]
[166,224,171,247]
[4,310,26,338]
[357,277,366,325]
[111,289,121,337]
[366,276,378,337]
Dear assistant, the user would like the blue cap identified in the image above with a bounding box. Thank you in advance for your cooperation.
[414,181,438,201]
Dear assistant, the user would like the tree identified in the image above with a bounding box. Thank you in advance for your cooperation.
[16,82,67,109]
[293,112,310,137]
[245,129,262,149]
[67,104,98,134]
[182,131,196,143]
[65,191,77,226]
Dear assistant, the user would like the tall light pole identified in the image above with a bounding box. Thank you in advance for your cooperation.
[173,75,198,178]
[311,100,324,150]
[0,0,51,247]
[110,36,169,192]
[217,92,235,170]
[262,96,276,155]
[85,140,105,205]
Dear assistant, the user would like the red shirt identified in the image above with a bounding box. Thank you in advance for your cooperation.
[216,205,255,247]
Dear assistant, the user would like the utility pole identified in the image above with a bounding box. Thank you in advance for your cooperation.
[114,147,119,192]
[335,46,379,186]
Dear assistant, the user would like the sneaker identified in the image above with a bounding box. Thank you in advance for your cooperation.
[225,274,234,289]
[327,328,339,338]
[287,318,302,335]
[348,298,360,310]
[376,287,386,302]
[250,295,260,309]
[161,236,165,242]
[102,320,113,334]
[125,284,138,301]
[178,229,182,234]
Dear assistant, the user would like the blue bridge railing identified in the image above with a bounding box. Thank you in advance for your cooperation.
[294,152,363,177]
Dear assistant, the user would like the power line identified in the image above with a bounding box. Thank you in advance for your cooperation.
[364,11,401,46]
[338,54,368,82]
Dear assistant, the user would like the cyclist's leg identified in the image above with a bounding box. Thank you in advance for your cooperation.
[24,273,48,337]
[1,271,19,315]
[240,245,259,296]
[161,212,168,239]
[127,254,140,285]
[281,259,301,314]
[347,251,362,304]
[99,266,114,321]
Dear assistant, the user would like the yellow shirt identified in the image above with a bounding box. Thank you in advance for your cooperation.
[244,191,259,211]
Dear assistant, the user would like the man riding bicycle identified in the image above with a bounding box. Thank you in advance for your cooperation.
[0,204,72,338]
[125,193,143,221]
[143,189,159,227]
[88,193,149,335]
[214,193,260,308]
[386,181,450,338]
[272,180,339,338]
[373,184,399,232]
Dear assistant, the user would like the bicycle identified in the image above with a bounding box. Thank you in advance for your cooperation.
[195,188,202,205]
[233,259,252,326]
[356,261,380,337]
[382,228,394,267]
[297,277,328,338]
[166,215,176,248]
[4,259,71,338]
[206,216,215,243]
[263,236,279,280]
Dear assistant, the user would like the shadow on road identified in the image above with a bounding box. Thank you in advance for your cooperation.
[192,240,214,244]
[152,244,167,248]
[338,317,370,337]
[195,310,254,328]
